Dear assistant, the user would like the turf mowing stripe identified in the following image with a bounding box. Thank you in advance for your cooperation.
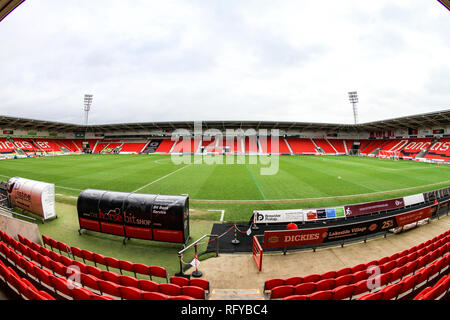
[0,173,83,192]
[190,179,450,203]
[131,164,191,193]
[244,164,267,200]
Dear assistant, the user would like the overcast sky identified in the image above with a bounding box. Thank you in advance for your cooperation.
[0,0,449,126]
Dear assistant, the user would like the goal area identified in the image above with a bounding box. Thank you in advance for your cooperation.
[378,150,401,160]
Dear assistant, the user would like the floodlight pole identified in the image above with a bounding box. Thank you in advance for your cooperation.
[83,94,93,127]
[348,91,359,125]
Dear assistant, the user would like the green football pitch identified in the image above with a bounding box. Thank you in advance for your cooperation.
[1,154,449,217]
[1,154,449,276]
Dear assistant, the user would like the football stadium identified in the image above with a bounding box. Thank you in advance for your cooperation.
[1,0,450,310]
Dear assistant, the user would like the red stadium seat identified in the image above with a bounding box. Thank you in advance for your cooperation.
[181,286,205,299]
[335,274,353,287]
[381,261,396,274]
[70,246,84,262]
[159,283,182,296]
[119,286,143,300]
[336,267,352,277]
[93,253,106,267]
[332,285,355,300]
[351,264,366,273]
[142,291,168,300]
[101,270,120,284]
[71,287,96,300]
[138,279,159,292]
[308,290,333,300]
[119,275,139,289]
[189,278,210,292]
[104,257,120,272]
[170,276,190,287]
[397,274,419,299]
[169,295,197,300]
[81,249,95,264]
[315,278,336,291]
[270,285,294,299]
[302,274,320,283]
[284,276,303,286]
[352,270,368,283]
[264,278,285,291]
[119,260,135,275]
[85,265,103,280]
[98,280,122,298]
[149,266,168,281]
[81,273,101,293]
[352,279,369,297]
[320,271,337,280]
[358,291,382,300]
[282,295,308,300]
[294,282,316,296]
[133,263,151,279]
[52,276,73,298]
[380,282,402,300]
[390,266,406,283]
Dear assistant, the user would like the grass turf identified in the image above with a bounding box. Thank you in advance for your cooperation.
[1,154,449,276]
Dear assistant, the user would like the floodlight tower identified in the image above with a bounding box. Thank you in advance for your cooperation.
[348,91,359,124]
[83,94,93,126]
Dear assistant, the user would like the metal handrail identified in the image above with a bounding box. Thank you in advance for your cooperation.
[176,233,219,277]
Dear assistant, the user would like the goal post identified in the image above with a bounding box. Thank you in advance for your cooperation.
[378,150,401,160]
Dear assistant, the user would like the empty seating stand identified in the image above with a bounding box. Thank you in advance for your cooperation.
[264,229,450,300]
[286,138,317,154]
[0,231,209,300]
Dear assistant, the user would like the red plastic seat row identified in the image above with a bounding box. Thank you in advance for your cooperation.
[3,240,193,301]
[40,234,169,281]
[413,274,450,300]
[356,254,450,300]
[3,238,207,300]
[267,245,446,297]
[0,259,55,300]
[264,231,450,292]
[281,254,449,301]
[270,252,450,300]
[169,276,210,292]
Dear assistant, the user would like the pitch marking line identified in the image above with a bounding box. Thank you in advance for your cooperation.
[208,209,225,222]
[132,164,191,193]
[244,164,267,200]
[0,174,83,192]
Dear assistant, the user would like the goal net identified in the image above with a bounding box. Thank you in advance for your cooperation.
[378,150,401,160]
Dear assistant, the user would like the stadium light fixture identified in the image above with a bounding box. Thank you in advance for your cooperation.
[348,91,359,124]
[83,94,93,126]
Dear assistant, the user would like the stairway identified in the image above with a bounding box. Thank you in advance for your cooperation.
[207,289,266,300]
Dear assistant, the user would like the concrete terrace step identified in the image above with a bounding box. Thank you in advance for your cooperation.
[208,289,266,300]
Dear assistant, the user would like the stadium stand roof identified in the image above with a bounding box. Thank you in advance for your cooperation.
[438,0,450,11]
[0,0,25,23]
[0,109,449,134]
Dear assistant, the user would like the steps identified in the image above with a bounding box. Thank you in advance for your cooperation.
[208,289,266,300]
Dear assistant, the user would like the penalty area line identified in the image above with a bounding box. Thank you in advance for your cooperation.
[132,164,191,193]
[208,209,225,222]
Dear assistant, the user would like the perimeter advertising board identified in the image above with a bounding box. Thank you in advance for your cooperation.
[263,206,434,249]
[253,209,304,224]
[344,198,405,217]
[6,177,56,221]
